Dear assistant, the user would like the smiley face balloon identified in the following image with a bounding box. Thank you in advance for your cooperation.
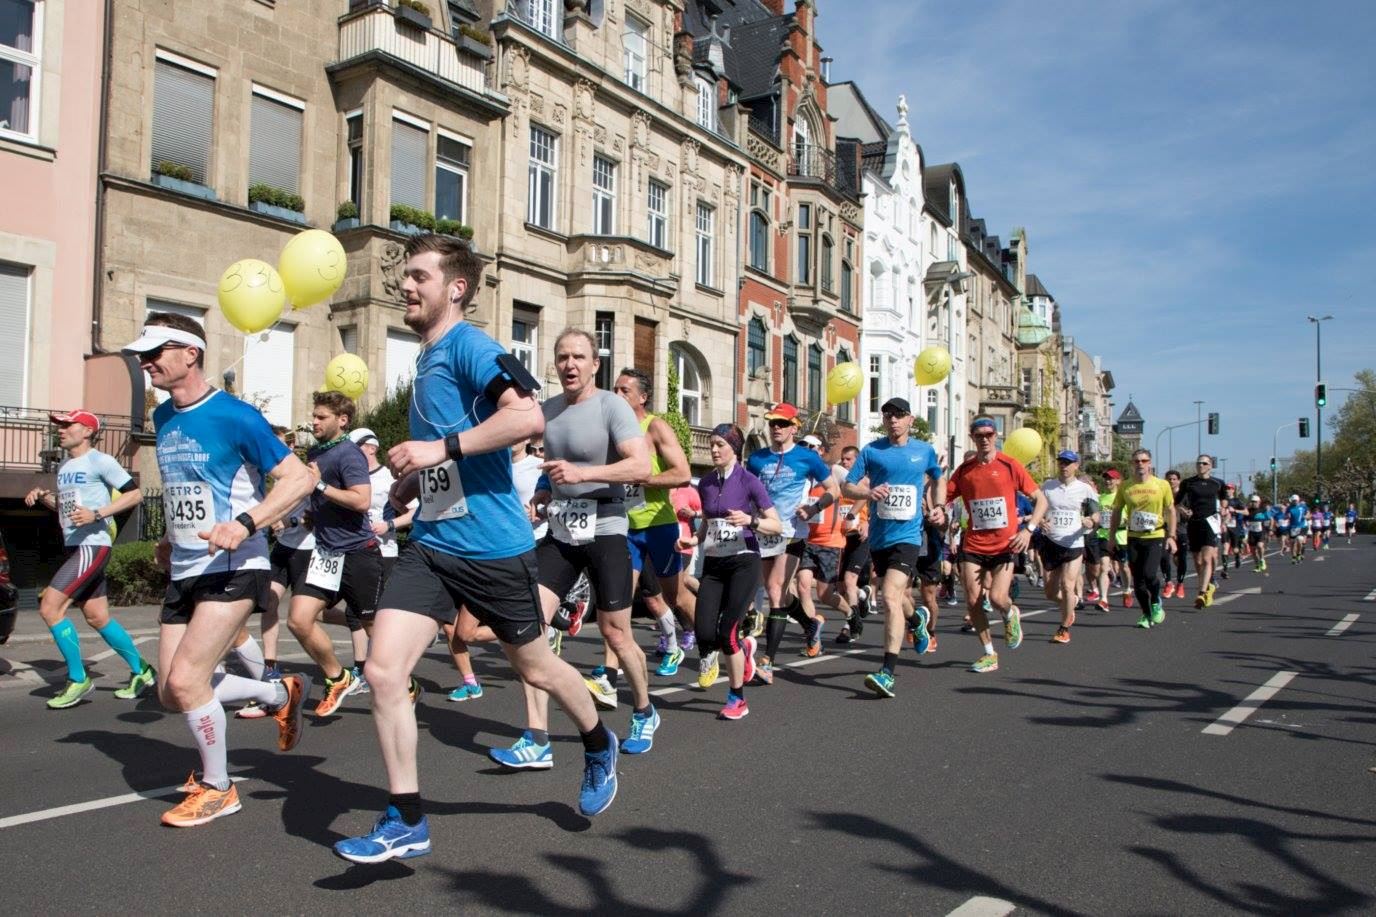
[278,229,346,309]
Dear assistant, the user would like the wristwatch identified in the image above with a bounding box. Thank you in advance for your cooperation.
[314,480,328,495]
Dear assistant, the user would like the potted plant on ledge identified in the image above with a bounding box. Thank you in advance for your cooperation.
[152,161,217,201]
[390,203,436,235]
[395,0,432,31]
[248,183,307,224]
[334,201,361,232]
[457,24,493,60]
[436,218,476,242]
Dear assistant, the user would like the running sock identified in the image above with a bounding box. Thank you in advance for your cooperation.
[184,698,230,791]
[606,668,620,689]
[882,652,898,674]
[462,674,479,687]
[786,596,811,630]
[634,704,652,717]
[390,792,422,826]
[529,729,550,746]
[580,725,611,753]
[213,672,285,707]
[765,608,789,659]
[727,688,745,702]
[983,641,995,656]
[656,612,678,654]
[232,634,266,680]
[49,619,87,682]
[264,658,278,670]
[95,619,144,674]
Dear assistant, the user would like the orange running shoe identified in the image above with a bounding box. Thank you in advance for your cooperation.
[1051,626,1071,644]
[161,781,241,827]
[926,635,939,654]
[274,674,312,752]
[1162,582,1175,599]
[315,668,357,717]
[177,771,199,794]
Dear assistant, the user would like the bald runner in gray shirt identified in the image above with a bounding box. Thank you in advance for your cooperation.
[540,390,643,537]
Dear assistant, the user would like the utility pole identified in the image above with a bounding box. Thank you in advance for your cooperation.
[1308,314,1332,500]
[1193,400,1204,456]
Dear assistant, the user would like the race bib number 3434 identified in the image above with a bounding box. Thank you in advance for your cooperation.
[970,497,1008,531]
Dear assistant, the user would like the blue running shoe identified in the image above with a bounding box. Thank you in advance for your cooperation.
[446,682,484,702]
[864,670,896,698]
[910,606,931,655]
[579,730,619,817]
[622,705,660,754]
[655,647,685,677]
[333,806,431,864]
[488,730,553,770]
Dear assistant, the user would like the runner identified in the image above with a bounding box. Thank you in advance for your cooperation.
[1272,496,1291,558]
[1109,449,1177,629]
[26,410,153,708]
[335,236,620,863]
[1220,483,1244,577]
[1315,502,1331,550]
[797,450,857,651]
[745,403,838,683]
[1245,495,1271,571]
[1095,469,1131,610]
[677,423,781,718]
[1346,502,1358,544]
[614,368,692,677]
[1161,470,1189,599]
[834,445,873,644]
[1176,454,1226,609]
[122,313,314,827]
[1287,495,1309,563]
[941,417,1045,674]
[489,328,656,769]
[284,392,384,717]
[1082,471,1113,613]
[1038,451,1099,644]
[842,397,943,696]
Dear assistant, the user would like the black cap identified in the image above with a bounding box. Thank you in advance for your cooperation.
[881,397,911,415]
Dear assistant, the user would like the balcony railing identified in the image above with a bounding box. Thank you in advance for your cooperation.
[338,5,487,95]
[748,111,779,145]
[0,407,137,473]
[690,425,713,466]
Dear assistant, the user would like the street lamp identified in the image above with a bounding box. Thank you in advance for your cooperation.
[1307,314,1333,499]
[1193,400,1204,457]
[942,268,973,470]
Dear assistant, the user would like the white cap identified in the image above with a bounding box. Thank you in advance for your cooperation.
[122,325,207,355]
[801,434,822,448]
[349,427,379,446]
[1290,494,1300,502]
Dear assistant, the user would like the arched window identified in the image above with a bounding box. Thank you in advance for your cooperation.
[747,317,767,376]
[749,180,771,272]
[793,114,810,165]
[670,343,704,425]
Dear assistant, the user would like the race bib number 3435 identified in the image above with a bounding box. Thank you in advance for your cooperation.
[165,482,214,548]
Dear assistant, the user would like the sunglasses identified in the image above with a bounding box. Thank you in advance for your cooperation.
[530,445,544,454]
[137,343,189,362]
[1196,461,1211,466]
[971,431,996,439]
[882,411,910,420]
[768,419,794,429]
[1133,458,1151,464]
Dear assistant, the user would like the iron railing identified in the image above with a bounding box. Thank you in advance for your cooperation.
[748,111,779,144]
[0,406,137,473]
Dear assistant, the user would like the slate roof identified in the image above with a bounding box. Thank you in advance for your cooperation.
[1025,273,1053,300]
[1117,401,1143,424]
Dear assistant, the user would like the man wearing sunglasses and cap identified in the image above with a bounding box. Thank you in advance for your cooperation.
[1038,450,1100,644]
[123,313,316,828]
[25,410,154,708]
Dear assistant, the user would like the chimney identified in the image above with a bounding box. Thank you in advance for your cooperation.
[820,56,832,81]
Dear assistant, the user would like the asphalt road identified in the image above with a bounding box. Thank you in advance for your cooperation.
[2,542,1374,915]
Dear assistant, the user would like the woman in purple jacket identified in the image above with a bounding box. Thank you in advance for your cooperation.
[678,423,782,720]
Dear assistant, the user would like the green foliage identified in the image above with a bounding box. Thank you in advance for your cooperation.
[336,200,359,220]
[459,23,492,44]
[155,161,194,181]
[435,218,475,240]
[106,541,166,607]
[663,360,694,460]
[248,183,305,213]
[390,204,437,231]
[358,380,414,452]
[399,0,431,15]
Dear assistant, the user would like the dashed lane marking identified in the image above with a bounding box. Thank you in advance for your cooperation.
[1327,614,1358,636]
[0,777,248,830]
[1202,671,1298,736]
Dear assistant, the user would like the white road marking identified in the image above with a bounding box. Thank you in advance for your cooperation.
[1210,586,1261,607]
[1313,556,1327,563]
[0,659,44,685]
[1363,589,1376,602]
[1326,614,1358,636]
[0,777,248,830]
[88,635,153,663]
[1202,671,1298,736]
[946,896,1017,917]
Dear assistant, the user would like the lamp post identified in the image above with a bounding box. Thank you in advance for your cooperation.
[1193,400,1204,457]
[1307,315,1333,499]
[944,268,973,470]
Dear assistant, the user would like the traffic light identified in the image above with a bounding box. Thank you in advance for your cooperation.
[1270,456,1277,471]
[1207,412,1219,435]
[1316,383,1327,407]
[1299,417,1310,438]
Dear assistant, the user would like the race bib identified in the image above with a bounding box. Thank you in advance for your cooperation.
[549,498,598,545]
[970,497,1008,531]
[1248,520,1264,533]
[876,484,918,521]
[1206,514,1222,535]
[1047,508,1080,535]
[417,461,467,522]
[758,532,788,558]
[623,483,646,512]
[165,482,214,548]
[704,518,745,557]
[1129,510,1159,533]
[305,547,344,591]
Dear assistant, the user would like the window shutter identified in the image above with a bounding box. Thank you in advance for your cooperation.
[339,326,358,354]
[391,120,427,210]
[386,329,421,394]
[249,93,302,193]
[151,60,214,182]
[0,264,30,405]
[242,325,295,426]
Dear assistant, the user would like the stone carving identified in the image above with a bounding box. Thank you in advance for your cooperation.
[380,242,407,303]
[613,136,624,153]
[586,243,625,266]
[507,45,530,93]
[594,124,607,144]
[509,97,525,139]
[575,79,595,120]
[840,201,860,225]
[674,31,694,85]
[631,111,651,149]
[553,102,566,125]
[565,0,588,11]
[681,139,700,174]
[634,248,664,272]
[745,133,782,171]
[530,93,544,116]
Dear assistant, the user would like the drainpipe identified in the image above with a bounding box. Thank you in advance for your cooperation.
[91,0,114,357]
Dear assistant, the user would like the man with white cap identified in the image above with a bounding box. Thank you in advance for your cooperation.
[25,409,153,708]
[123,312,315,827]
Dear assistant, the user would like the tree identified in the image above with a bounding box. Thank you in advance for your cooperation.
[358,380,414,450]
[663,359,693,460]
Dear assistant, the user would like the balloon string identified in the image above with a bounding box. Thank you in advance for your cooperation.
[219,317,286,381]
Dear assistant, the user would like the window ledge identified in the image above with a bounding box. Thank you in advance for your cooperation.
[695,282,725,297]
[0,134,56,161]
[524,221,568,243]
[744,264,775,282]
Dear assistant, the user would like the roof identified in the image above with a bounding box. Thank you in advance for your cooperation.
[717,12,791,100]
[923,162,966,225]
[1025,273,1053,300]
[1117,401,1143,423]
[827,81,891,144]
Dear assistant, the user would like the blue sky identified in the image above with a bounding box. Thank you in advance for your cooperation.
[821,0,1376,487]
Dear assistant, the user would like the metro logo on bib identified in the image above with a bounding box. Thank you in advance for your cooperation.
[549,498,597,544]
[877,484,918,521]
[971,497,1008,531]
[165,482,214,548]
[1047,508,1079,535]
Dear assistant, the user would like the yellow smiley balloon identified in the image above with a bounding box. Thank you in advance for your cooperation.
[1004,427,1043,467]
[279,229,347,309]
[323,353,369,399]
[913,345,952,386]
[217,258,286,333]
[825,362,864,405]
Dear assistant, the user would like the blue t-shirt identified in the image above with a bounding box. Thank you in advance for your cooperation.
[154,390,290,581]
[845,437,942,550]
[747,444,833,539]
[1347,508,1358,525]
[56,450,133,548]
[306,439,374,552]
[407,322,534,561]
[1271,506,1288,529]
[1288,503,1308,529]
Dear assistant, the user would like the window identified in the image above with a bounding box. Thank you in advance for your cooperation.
[623,14,648,92]
[947,232,957,262]
[820,235,834,293]
[592,155,616,235]
[782,336,798,405]
[747,317,767,377]
[0,262,30,404]
[338,325,358,354]
[793,115,810,165]
[150,53,215,183]
[695,202,714,287]
[868,354,881,415]
[646,180,668,249]
[243,325,294,426]
[749,181,771,272]
[840,260,853,312]
[523,0,558,38]
[807,344,823,412]
[346,111,363,208]
[527,125,557,229]
[836,350,853,422]
[511,304,539,375]
[435,131,470,224]
[594,312,614,390]
[391,115,428,210]
[796,203,811,284]
[926,390,938,431]
[386,329,420,394]
[0,0,39,138]
[671,344,702,426]
[1021,368,1032,405]
[249,86,303,196]
[695,76,715,129]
